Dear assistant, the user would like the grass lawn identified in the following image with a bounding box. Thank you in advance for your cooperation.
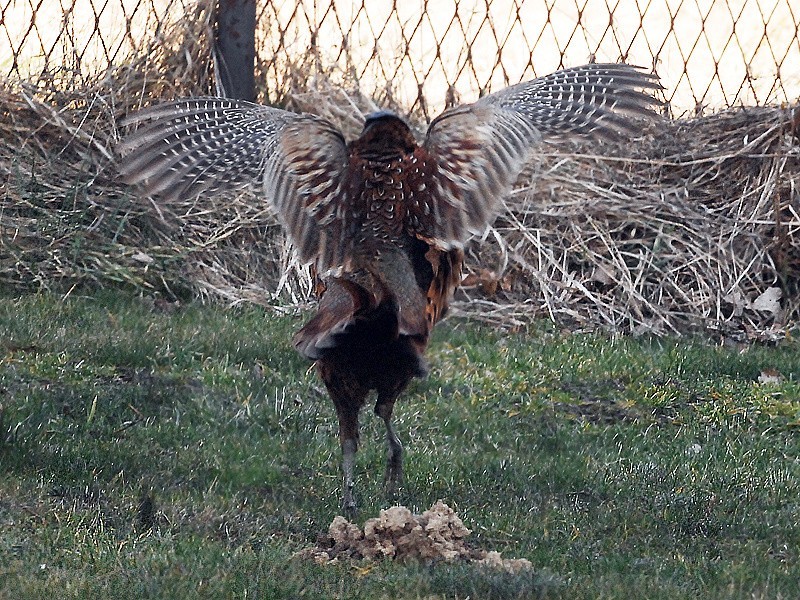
[1,291,798,599]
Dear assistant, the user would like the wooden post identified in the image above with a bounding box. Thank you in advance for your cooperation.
[214,0,256,101]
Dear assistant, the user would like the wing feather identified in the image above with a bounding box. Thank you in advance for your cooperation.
[414,63,662,247]
[119,97,353,271]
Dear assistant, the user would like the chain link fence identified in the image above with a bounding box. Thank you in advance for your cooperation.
[2,0,798,115]
[1,0,797,333]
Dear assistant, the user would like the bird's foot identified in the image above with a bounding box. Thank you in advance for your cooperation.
[341,487,357,517]
[383,463,404,500]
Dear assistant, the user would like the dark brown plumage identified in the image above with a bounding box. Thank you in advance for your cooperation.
[119,63,662,512]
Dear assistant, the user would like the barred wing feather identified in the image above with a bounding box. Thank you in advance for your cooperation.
[414,63,661,248]
[119,97,352,271]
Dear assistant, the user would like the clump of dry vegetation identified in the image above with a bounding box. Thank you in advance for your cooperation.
[464,106,800,340]
[0,2,797,337]
[298,500,533,574]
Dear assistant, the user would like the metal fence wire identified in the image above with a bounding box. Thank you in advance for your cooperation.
[1,0,798,116]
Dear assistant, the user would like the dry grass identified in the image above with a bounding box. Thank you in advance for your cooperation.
[0,5,798,338]
[460,106,800,339]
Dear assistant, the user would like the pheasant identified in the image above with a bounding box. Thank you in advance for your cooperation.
[119,63,662,512]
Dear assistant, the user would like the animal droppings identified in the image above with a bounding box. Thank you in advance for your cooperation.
[299,500,533,574]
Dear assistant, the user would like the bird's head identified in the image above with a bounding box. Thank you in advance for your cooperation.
[355,110,418,158]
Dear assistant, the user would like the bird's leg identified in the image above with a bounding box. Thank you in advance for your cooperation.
[331,389,366,516]
[321,364,366,516]
[375,398,403,498]
[340,436,358,515]
[334,400,362,515]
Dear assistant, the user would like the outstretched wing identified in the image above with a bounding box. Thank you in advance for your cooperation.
[119,97,354,271]
[411,63,662,248]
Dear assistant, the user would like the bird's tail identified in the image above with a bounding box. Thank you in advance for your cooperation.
[292,276,388,360]
[292,271,429,376]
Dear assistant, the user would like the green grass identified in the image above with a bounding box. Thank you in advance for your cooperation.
[1,291,799,599]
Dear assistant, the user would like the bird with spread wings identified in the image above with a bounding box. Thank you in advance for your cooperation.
[120,63,662,512]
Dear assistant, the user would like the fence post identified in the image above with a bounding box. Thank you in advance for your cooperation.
[214,0,256,101]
